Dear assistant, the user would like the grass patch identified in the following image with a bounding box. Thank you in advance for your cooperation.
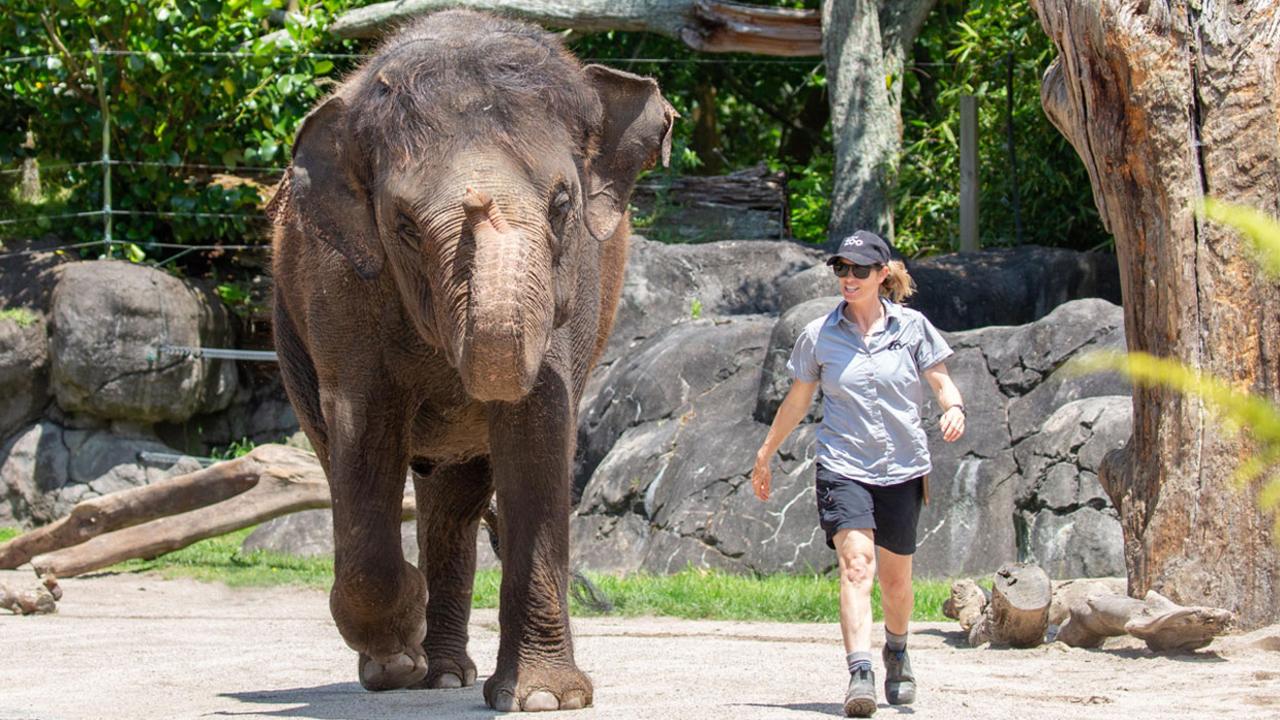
[112,527,335,588]
[0,308,38,328]
[0,526,954,621]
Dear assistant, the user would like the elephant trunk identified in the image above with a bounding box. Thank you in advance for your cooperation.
[458,188,553,403]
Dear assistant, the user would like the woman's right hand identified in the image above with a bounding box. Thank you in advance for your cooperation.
[752,452,772,501]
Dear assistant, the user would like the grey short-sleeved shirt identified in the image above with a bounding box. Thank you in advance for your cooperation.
[787,298,953,485]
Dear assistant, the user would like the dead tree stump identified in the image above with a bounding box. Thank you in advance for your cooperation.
[975,562,1052,648]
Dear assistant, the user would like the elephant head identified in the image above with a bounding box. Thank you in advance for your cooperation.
[274,12,674,402]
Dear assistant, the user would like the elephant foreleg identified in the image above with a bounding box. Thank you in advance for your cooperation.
[411,456,493,689]
[323,389,428,691]
[482,367,591,712]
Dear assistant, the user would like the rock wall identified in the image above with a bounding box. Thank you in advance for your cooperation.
[572,240,1131,579]
[2,240,1131,580]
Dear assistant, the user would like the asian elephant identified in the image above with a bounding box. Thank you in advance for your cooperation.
[268,10,674,712]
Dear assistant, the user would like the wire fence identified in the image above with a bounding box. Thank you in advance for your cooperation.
[1,43,842,262]
[2,41,1006,260]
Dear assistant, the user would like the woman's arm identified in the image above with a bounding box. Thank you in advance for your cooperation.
[922,361,965,442]
[752,380,819,501]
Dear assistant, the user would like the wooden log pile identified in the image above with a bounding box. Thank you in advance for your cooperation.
[943,562,1235,653]
[0,444,415,581]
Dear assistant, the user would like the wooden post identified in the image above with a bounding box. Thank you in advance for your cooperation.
[959,94,979,252]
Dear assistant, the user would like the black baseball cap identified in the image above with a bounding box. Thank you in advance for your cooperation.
[826,230,891,267]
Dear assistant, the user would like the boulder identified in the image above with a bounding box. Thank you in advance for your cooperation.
[49,260,239,424]
[242,508,500,570]
[754,296,835,423]
[573,315,838,574]
[597,236,822,371]
[1012,396,1131,578]
[0,312,49,442]
[574,296,1133,579]
[776,245,1121,331]
[0,420,202,528]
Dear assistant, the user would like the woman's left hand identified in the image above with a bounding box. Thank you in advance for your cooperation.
[940,406,965,442]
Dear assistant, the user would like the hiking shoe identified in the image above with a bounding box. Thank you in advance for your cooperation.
[843,667,876,717]
[882,645,916,705]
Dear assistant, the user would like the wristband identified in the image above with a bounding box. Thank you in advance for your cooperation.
[949,403,966,416]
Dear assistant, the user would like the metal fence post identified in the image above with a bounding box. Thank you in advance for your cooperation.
[90,39,111,256]
[959,94,979,253]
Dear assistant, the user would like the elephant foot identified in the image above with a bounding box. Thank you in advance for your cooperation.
[411,654,478,689]
[483,664,592,712]
[332,561,429,691]
[358,650,428,691]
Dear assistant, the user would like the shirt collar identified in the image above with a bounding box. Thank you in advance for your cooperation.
[828,297,902,329]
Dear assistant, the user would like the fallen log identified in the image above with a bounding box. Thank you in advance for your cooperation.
[942,578,988,632]
[0,444,416,579]
[0,577,61,615]
[263,0,822,56]
[1057,590,1234,652]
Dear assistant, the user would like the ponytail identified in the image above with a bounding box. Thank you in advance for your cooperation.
[880,260,916,303]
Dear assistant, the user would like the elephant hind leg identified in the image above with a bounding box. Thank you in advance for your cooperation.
[411,456,493,689]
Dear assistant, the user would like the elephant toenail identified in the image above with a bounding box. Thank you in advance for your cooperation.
[523,690,559,711]
[464,668,477,685]
[432,673,462,689]
[560,691,587,710]
[490,690,517,712]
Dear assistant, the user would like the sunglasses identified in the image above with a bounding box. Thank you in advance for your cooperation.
[831,262,880,279]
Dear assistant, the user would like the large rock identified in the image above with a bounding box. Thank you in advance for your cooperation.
[0,312,49,443]
[49,261,239,423]
[754,296,835,423]
[242,508,500,570]
[574,297,1132,579]
[572,315,838,574]
[0,419,202,528]
[776,245,1121,331]
[598,236,822,371]
[1013,396,1130,578]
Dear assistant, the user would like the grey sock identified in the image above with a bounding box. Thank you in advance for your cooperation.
[885,629,908,652]
[846,651,873,675]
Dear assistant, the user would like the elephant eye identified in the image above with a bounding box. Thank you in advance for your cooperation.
[549,189,573,238]
[396,211,421,245]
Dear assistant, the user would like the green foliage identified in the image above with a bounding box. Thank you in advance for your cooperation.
[209,436,257,460]
[1071,201,1280,536]
[895,0,1105,256]
[0,307,38,327]
[689,297,703,320]
[0,1,354,250]
[115,526,335,587]
[0,527,18,544]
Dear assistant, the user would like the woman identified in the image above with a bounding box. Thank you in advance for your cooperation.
[752,230,965,718]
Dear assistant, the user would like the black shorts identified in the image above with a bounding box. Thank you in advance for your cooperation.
[815,464,924,556]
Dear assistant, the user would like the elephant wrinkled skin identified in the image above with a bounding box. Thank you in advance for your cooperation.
[268,11,674,712]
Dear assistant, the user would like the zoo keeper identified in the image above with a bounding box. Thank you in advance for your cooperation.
[751,230,965,718]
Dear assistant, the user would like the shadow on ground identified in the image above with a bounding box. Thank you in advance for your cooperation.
[217,682,494,719]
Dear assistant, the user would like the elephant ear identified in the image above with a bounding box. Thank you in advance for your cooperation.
[582,65,677,242]
[278,96,383,280]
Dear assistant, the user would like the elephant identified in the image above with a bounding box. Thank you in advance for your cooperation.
[267,10,674,712]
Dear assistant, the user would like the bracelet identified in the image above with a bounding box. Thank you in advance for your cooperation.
[949,404,966,416]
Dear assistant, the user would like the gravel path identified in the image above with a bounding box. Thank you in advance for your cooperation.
[1,569,1277,719]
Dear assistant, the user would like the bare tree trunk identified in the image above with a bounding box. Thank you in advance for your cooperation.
[823,0,936,246]
[1032,0,1280,629]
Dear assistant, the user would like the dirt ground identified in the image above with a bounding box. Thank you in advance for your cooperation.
[1,569,1278,720]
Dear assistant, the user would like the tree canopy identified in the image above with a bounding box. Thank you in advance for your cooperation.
[0,0,1104,269]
